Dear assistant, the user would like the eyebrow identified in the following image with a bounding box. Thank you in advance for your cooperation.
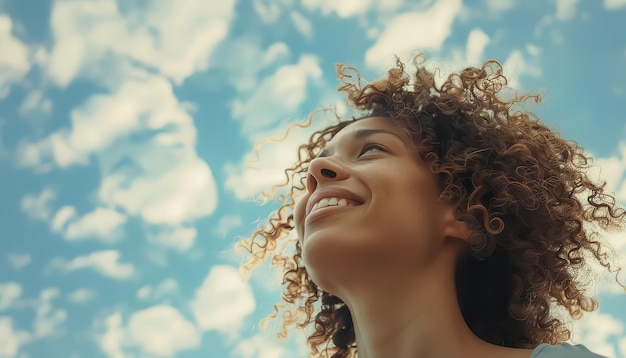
[317,129,405,158]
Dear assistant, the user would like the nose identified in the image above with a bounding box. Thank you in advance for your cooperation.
[306,156,349,193]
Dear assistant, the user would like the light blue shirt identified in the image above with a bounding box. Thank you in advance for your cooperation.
[530,343,607,358]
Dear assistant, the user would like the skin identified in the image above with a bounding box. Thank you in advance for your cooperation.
[294,117,536,358]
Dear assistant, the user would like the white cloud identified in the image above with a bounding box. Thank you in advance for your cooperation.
[92,78,216,227]
[263,43,291,67]
[484,0,516,14]
[215,214,243,238]
[98,147,217,226]
[290,11,313,39]
[20,73,190,168]
[0,316,30,357]
[588,143,626,205]
[572,310,624,358]
[302,0,373,17]
[561,145,626,304]
[224,122,317,200]
[376,0,404,11]
[465,28,490,65]
[48,250,135,279]
[585,143,626,295]
[502,49,541,89]
[20,188,55,221]
[19,73,218,226]
[62,207,127,243]
[45,0,236,87]
[235,334,287,358]
[604,0,626,10]
[191,265,255,334]
[97,306,201,357]
[97,313,125,358]
[146,225,197,252]
[0,282,22,311]
[6,254,31,270]
[136,278,179,301]
[33,288,67,339]
[231,54,323,137]
[365,0,463,70]
[0,14,32,99]
[128,305,200,356]
[66,289,96,304]
[556,0,579,20]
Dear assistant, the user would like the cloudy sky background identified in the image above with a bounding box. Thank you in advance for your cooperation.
[1,0,626,357]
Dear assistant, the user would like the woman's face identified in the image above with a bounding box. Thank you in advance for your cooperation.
[295,117,465,292]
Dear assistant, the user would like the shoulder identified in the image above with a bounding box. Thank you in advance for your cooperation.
[530,343,607,358]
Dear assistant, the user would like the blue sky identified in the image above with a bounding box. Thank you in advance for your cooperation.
[1,0,625,357]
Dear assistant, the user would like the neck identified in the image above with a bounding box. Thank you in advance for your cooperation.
[334,242,530,358]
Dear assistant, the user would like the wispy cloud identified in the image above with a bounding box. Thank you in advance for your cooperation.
[66,288,96,304]
[230,54,323,137]
[605,0,626,10]
[0,282,21,311]
[20,188,56,222]
[224,122,317,200]
[6,254,31,271]
[290,10,314,39]
[63,207,127,243]
[215,214,244,238]
[484,0,516,14]
[146,225,197,252]
[302,0,373,17]
[33,287,67,339]
[47,250,135,279]
[0,14,32,99]
[136,278,179,301]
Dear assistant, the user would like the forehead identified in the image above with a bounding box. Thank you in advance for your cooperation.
[329,116,407,143]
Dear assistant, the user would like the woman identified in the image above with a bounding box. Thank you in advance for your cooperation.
[239,55,625,358]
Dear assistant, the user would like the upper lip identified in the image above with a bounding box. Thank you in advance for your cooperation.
[306,187,365,217]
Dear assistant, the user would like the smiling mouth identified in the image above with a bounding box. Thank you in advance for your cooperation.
[311,197,356,212]
[305,187,365,219]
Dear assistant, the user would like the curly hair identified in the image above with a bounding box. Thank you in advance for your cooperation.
[238,54,625,358]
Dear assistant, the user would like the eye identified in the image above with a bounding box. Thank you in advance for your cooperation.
[358,142,387,157]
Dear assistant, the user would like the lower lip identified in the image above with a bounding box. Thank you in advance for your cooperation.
[305,205,359,225]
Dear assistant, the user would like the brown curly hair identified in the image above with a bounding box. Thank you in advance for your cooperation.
[238,54,625,358]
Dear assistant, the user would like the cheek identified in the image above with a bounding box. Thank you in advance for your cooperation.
[294,196,308,240]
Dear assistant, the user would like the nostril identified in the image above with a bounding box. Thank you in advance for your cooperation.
[307,174,318,192]
[321,168,337,178]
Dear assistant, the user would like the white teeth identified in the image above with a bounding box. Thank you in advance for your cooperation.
[313,197,352,211]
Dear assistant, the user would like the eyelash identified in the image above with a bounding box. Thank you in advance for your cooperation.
[358,142,387,156]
